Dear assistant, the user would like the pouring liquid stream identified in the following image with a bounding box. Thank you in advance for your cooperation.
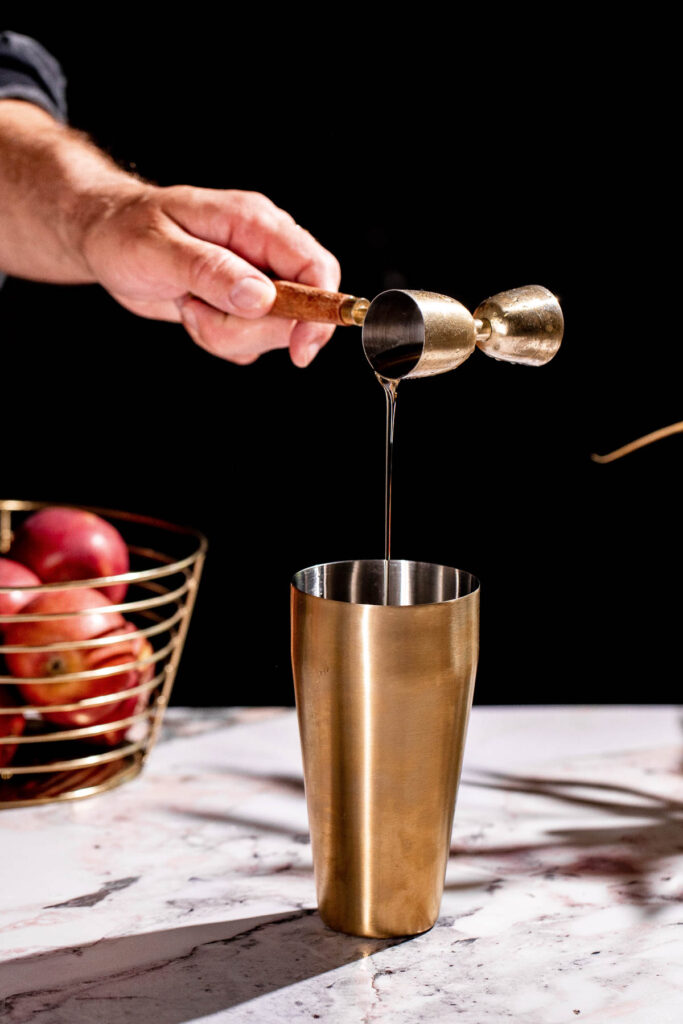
[372,338,421,605]
[378,374,399,605]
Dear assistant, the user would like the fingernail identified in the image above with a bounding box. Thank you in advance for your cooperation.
[229,277,274,313]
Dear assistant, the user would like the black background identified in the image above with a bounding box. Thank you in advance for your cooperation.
[1,20,679,706]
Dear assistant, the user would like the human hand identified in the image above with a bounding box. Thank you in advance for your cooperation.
[80,184,341,366]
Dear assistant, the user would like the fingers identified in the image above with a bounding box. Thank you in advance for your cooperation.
[105,186,343,366]
[162,220,340,362]
[265,220,342,294]
[162,187,341,294]
[289,321,337,368]
[176,295,289,364]
[163,224,277,318]
[178,296,337,367]
[161,193,340,365]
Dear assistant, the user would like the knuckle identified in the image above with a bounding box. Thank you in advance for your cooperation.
[159,183,193,203]
[189,248,236,294]
[324,252,342,283]
[249,190,277,212]
[292,231,340,284]
[231,189,277,217]
[296,250,341,290]
[276,206,297,227]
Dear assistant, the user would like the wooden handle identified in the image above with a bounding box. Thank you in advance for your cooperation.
[271,281,368,326]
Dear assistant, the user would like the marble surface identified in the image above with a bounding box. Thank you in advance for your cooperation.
[0,705,682,1023]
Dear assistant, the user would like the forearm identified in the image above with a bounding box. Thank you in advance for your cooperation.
[0,96,341,366]
[0,100,143,283]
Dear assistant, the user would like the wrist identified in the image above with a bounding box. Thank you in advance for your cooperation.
[0,100,149,282]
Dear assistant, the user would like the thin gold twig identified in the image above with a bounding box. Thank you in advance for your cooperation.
[591,421,683,464]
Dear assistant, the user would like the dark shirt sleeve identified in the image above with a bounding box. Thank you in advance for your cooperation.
[0,30,67,122]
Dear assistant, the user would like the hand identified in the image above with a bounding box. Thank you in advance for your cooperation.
[80,184,341,367]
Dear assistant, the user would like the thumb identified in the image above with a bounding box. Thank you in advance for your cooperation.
[165,226,276,318]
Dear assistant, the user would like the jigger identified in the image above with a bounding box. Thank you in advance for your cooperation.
[272,280,564,377]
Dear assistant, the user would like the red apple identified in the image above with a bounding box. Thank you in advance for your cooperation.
[0,558,42,622]
[11,507,130,604]
[0,685,25,768]
[86,639,155,747]
[3,589,145,728]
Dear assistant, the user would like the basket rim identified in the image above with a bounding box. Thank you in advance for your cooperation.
[0,499,207,594]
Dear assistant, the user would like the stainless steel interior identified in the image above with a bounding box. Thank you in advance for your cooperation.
[292,559,479,606]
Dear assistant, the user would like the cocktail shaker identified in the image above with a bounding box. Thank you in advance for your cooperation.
[291,558,479,938]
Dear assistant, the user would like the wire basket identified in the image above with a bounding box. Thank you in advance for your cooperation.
[0,500,206,808]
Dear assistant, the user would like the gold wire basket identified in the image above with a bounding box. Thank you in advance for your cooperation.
[0,500,206,808]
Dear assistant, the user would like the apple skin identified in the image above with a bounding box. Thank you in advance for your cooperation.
[11,507,130,604]
[0,559,42,623]
[3,589,146,729]
[0,685,26,768]
[86,639,155,747]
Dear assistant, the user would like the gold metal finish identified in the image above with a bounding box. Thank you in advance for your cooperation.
[0,755,143,807]
[591,421,683,463]
[291,559,479,938]
[361,285,562,380]
[340,295,370,326]
[474,285,564,366]
[0,499,206,807]
[3,740,146,774]
[1,672,162,716]
[362,290,476,380]
[0,509,11,555]
[474,317,491,344]
[266,278,563,378]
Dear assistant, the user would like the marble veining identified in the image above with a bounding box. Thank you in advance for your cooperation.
[0,706,681,1023]
[44,876,140,910]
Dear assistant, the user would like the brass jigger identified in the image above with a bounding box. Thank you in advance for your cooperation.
[272,280,564,376]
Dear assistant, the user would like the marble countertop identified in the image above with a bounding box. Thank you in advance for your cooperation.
[0,705,682,1023]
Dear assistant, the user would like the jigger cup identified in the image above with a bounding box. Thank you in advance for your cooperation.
[362,290,476,379]
[291,559,480,938]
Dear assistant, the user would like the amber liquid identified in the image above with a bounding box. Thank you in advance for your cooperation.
[377,374,399,604]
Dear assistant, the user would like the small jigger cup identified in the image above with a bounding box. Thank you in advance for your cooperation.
[291,559,480,938]
[362,290,476,379]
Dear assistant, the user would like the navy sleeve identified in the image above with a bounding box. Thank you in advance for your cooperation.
[0,30,67,122]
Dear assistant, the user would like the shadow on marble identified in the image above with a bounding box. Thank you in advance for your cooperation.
[209,769,305,794]
[449,768,683,912]
[169,805,311,845]
[465,769,683,815]
[0,908,407,1022]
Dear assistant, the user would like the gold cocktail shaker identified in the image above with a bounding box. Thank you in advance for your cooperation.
[291,559,479,938]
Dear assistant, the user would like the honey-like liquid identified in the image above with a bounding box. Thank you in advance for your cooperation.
[377,373,399,604]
